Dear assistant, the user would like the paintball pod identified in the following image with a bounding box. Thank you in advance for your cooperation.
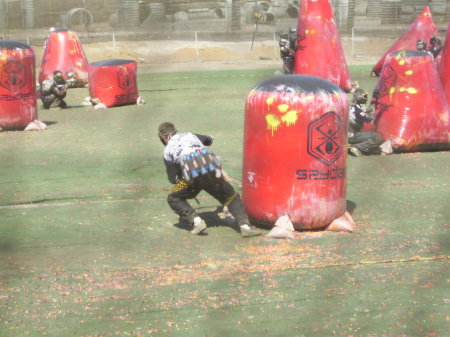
[180,148,222,182]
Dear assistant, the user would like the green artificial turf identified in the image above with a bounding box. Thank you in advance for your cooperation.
[0,65,448,337]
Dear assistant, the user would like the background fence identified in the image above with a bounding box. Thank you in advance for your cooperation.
[0,0,449,41]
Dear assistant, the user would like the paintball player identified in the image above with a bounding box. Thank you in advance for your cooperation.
[428,36,443,59]
[279,28,297,74]
[40,70,75,109]
[348,89,383,157]
[416,39,434,58]
[158,122,262,237]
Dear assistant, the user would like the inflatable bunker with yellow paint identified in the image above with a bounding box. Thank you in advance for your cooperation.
[294,0,351,93]
[371,7,438,77]
[372,50,450,152]
[242,75,354,232]
[38,29,89,87]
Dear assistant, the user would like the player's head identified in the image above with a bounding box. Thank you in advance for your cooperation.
[352,88,368,104]
[430,36,441,46]
[53,70,64,84]
[158,122,177,145]
[416,39,427,51]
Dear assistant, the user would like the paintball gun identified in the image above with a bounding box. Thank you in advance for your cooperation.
[65,72,78,88]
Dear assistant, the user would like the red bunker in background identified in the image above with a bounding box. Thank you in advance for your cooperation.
[38,29,89,87]
[438,21,450,104]
[371,7,438,76]
[294,0,351,92]
[88,59,139,108]
[0,40,37,130]
[372,50,450,152]
[243,75,350,230]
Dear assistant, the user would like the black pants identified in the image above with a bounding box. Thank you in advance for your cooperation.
[348,131,383,155]
[167,174,249,226]
[41,93,67,109]
[282,56,295,74]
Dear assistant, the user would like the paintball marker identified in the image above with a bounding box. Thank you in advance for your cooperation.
[66,72,78,88]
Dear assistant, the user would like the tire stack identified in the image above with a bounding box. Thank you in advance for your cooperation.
[149,3,166,22]
[117,0,140,28]
[0,0,7,33]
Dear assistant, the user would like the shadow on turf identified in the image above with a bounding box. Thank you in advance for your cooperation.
[173,206,240,236]
[173,201,358,235]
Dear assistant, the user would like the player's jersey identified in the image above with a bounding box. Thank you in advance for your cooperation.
[164,133,206,165]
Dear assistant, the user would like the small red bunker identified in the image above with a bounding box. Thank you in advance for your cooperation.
[0,40,37,130]
[88,59,139,108]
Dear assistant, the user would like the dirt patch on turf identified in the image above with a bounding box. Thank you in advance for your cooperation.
[32,36,396,73]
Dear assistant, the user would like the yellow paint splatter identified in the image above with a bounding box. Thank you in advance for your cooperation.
[266,95,275,107]
[405,70,413,75]
[389,87,396,100]
[281,110,298,126]
[311,29,316,34]
[266,114,281,135]
[399,60,406,66]
[277,104,289,113]
[406,88,418,94]
[305,29,310,34]
[247,89,255,99]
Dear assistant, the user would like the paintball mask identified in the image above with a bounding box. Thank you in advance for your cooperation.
[353,89,368,104]
[416,39,427,51]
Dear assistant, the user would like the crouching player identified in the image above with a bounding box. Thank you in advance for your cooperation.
[158,122,262,237]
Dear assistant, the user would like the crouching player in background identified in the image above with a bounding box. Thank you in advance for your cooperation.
[158,122,262,237]
[348,89,383,157]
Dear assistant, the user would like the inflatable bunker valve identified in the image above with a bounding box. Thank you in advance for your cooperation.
[243,75,354,232]
[88,59,139,108]
[38,29,89,87]
[371,7,438,77]
[294,0,352,92]
[372,50,450,152]
[0,40,39,131]
[438,21,450,105]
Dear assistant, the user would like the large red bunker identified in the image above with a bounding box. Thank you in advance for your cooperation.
[371,7,438,76]
[294,0,351,92]
[88,59,139,108]
[372,50,450,152]
[38,29,89,87]
[0,40,37,130]
[438,21,450,104]
[242,75,349,230]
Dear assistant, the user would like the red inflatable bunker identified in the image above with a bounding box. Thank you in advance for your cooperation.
[372,50,450,151]
[88,59,139,108]
[371,7,438,76]
[294,0,351,92]
[0,41,37,130]
[38,29,89,87]
[243,75,349,230]
[438,21,450,104]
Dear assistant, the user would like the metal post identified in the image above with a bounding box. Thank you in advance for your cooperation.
[352,26,355,58]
